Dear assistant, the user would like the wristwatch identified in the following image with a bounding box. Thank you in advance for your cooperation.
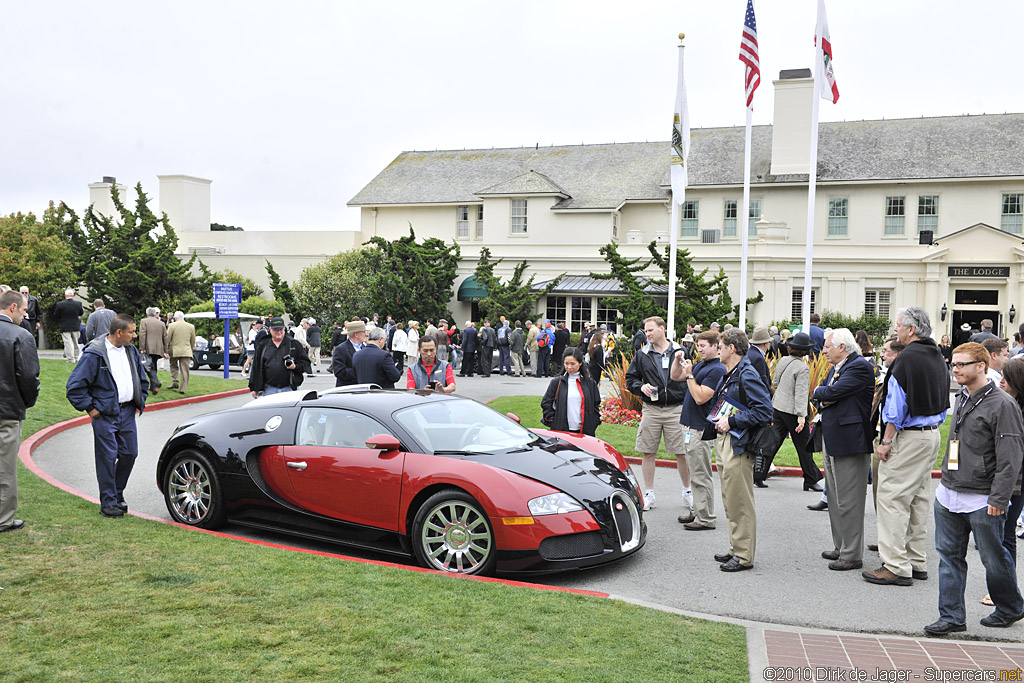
[685,375,694,382]
[880,439,892,446]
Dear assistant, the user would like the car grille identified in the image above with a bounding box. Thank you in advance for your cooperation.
[539,531,605,560]
[609,491,641,552]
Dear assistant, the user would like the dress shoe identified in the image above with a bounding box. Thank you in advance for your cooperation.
[179,390,186,395]
[924,620,967,637]
[170,383,179,389]
[118,502,128,513]
[804,482,823,492]
[754,479,768,489]
[151,386,159,395]
[720,557,753,572]
[714,552,734,563]
[867,543,879,552]
[807,500,828,511]
[677,513,695,524]
[980,611,1024,628]
[862,566,912,586]
[912,569,928,581]
[0,519,25,532]
[821,549,840,561]
[100,505,125,518]
[829,559,863,571]
[684,522,715,531]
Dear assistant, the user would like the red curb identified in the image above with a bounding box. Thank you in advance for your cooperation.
[624,457,943,477]
[18,389,609,599]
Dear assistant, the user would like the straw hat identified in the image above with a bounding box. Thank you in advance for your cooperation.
[344,319,367,334]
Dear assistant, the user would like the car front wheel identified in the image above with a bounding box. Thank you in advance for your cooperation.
[411,489,496,576]
[163,450,226,529]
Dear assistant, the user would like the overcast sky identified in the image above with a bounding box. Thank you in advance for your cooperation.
[3,1,1022,232]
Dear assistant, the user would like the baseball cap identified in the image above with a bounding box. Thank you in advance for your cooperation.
[269,317,285,329]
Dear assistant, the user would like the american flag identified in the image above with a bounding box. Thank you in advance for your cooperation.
[739,0,760,107]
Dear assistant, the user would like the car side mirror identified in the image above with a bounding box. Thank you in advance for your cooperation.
[506,413,521,424]
[365,433,401,451]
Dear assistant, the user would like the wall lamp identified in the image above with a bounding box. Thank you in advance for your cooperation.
[1010,305,1016,324]
[940,303,947,321]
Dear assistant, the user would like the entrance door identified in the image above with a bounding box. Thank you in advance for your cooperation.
[951,310,1001,345]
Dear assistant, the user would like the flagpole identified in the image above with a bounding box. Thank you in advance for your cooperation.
[739,105,752,330]
[667,36,685,341]
[802,12,823,334]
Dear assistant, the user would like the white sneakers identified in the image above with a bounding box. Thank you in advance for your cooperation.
[643,490,656,511]
[682,488,693,512]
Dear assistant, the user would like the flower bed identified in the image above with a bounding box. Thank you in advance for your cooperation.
[600,397,641,427]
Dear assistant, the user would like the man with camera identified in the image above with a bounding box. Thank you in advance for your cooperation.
[248,317,311,397]
[406,336,456,393]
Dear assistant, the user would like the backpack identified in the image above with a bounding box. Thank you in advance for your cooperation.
[538,332,548,348]
[497,326,509,346]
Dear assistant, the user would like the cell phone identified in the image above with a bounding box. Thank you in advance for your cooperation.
[433,381,445,391]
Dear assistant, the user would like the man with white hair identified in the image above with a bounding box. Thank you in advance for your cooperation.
[138,307,168,394]
[812,328,876,571]
[864,306,949,586]
[166,311,196,394]
[306,317,322,375]
[293,318,311,377]
[53,288,84,363]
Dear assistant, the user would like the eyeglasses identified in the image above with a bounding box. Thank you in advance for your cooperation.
[950,360,983,369]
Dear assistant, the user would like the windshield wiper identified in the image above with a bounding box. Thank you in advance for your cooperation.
[431,449,479,456]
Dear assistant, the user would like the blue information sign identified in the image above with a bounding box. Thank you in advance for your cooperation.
[213,282,242,319]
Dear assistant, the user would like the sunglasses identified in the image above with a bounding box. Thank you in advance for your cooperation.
[950,360,983,369]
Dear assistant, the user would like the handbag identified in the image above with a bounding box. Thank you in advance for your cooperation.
[737,371,781,471]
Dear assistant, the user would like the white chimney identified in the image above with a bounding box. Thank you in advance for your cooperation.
[769,69,814,176]
[87,176,130,220]
[158,175,213,232]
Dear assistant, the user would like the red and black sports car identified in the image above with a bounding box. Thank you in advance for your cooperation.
[156,387,646,575]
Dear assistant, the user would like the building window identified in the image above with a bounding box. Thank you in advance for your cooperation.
[827,198,848,237]
[596,304,618,334]
[864,289,892,318]
[456,205,469,239]
[511,199,528,234]
[475,205,484,239]
[723,199,737,238]
[545,296,566,324]
[569,297,592,333]
[680,200,699,238]
[1002,193,1024,234]
[917,195,938,234]
[884,196,905,236]
[611,212,619,240]
[791,287,817,324]
[748,198,762,236]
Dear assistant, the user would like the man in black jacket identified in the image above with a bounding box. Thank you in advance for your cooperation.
[552,322,570,375]
[18,286,40,344]
[54,288,84,363]
[477,320,496,377]
[331,319,367,387]
[354,328,402,389]
[249,317,311,397]
[0,290,40,532]
[460,322,478,377]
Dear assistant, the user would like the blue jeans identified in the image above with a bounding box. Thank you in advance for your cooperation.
[498,346,512,374]
[263,385,292,396]
[1003,492,1023,565]
[934,498,1024,625]
[92,404,139,508]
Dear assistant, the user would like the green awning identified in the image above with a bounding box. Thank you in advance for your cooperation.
[457,275,488,302]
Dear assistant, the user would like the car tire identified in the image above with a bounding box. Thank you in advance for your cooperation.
[411,489,496,576]
[163,449,227,529]
[190,357,199,371]
[208,364,221,371]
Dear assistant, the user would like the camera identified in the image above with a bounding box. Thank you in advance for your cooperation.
[283,354,294,367]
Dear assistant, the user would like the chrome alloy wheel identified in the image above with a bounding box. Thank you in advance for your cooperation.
[419,500,493,573]
[167,458,212,523]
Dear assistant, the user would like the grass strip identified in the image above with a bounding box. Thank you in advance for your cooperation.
[2,360,749,682]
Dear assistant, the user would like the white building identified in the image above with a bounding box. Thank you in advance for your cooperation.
[349,70,1024,342]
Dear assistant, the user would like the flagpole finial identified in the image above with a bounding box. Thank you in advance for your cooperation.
[678,32,685,41]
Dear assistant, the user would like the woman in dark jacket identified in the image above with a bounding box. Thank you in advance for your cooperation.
[541,347,601,436]
[587,330,606,382]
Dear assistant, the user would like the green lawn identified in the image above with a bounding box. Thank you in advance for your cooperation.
[492,395,952,470]
[2,360,749,682]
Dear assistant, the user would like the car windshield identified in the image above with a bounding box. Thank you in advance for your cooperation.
[393,398,538,454]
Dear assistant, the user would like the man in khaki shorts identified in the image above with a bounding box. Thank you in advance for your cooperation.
[625,316,688,511]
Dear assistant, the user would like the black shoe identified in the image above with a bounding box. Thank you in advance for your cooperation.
[924,620,967,637]
[804,482,823,492]
[807,500,828,511]
[118,502,128,513]
[912,569,928,581]
[720,557,753,572]
[821,549,840,561]
[980,611,1024,628]
[829,559,863,571]
[0,519,25,532]
[100,505,124,518]
[714,552,734,563]
[754,479,768,488]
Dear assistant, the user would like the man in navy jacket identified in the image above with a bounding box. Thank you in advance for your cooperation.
[353,327,401,389]
[812,328,876,571]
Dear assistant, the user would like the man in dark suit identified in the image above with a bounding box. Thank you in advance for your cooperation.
[477,320,496,377]
[353,327,401,389]
[812,328,876,571]
[552,322,570,374]
[331,319,367,387]
[460,321,478,377]
[747,327,773,395]
[53,289,84,363]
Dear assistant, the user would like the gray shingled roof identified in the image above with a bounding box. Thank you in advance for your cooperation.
[531,275,668,296]
[348,113,1024,210]
[476,170,568,196]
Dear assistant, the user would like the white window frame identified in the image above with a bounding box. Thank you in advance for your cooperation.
[827,198,848,238]
[475,205,484,239]
[747,198,763,237]
[1002,193,1024,235]
[611,212,619,240]
[791,287,818,324]
[723,199,737,238]
[917,195,939,234]
[864,289,892,318]
[680,200,699,238]
[510,199,528,235]
[456,205,469,239]
[884,196,905,237]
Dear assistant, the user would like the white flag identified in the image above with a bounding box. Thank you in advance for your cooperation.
[816,0,839,103]
[670,45,690,200]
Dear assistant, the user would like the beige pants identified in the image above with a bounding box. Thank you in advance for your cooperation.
[511,352,525,377]
[309,346,321,371]
[62,331,79,362]
[717,433,755,566]
[681,425,716,527]
[170,356,191,392]
[0,420,20,528]
[876,428,939,577]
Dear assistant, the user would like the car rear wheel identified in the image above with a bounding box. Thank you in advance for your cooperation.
[190,357,199,370]
[163,450,226,529]
[208,364,221,371]
[411,489,495,576]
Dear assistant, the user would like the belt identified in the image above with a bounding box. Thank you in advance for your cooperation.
[902,425,938,431]
[119,401,134,408]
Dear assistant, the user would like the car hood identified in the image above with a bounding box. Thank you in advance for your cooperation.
[464,437,637,510]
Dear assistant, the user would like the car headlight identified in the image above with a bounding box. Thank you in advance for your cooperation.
[623,466,640,490]
[528,493,584,516]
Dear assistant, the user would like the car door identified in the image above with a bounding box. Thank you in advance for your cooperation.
[276,407,405,530]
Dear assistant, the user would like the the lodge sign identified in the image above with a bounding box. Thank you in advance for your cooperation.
[947,266,1010,278]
